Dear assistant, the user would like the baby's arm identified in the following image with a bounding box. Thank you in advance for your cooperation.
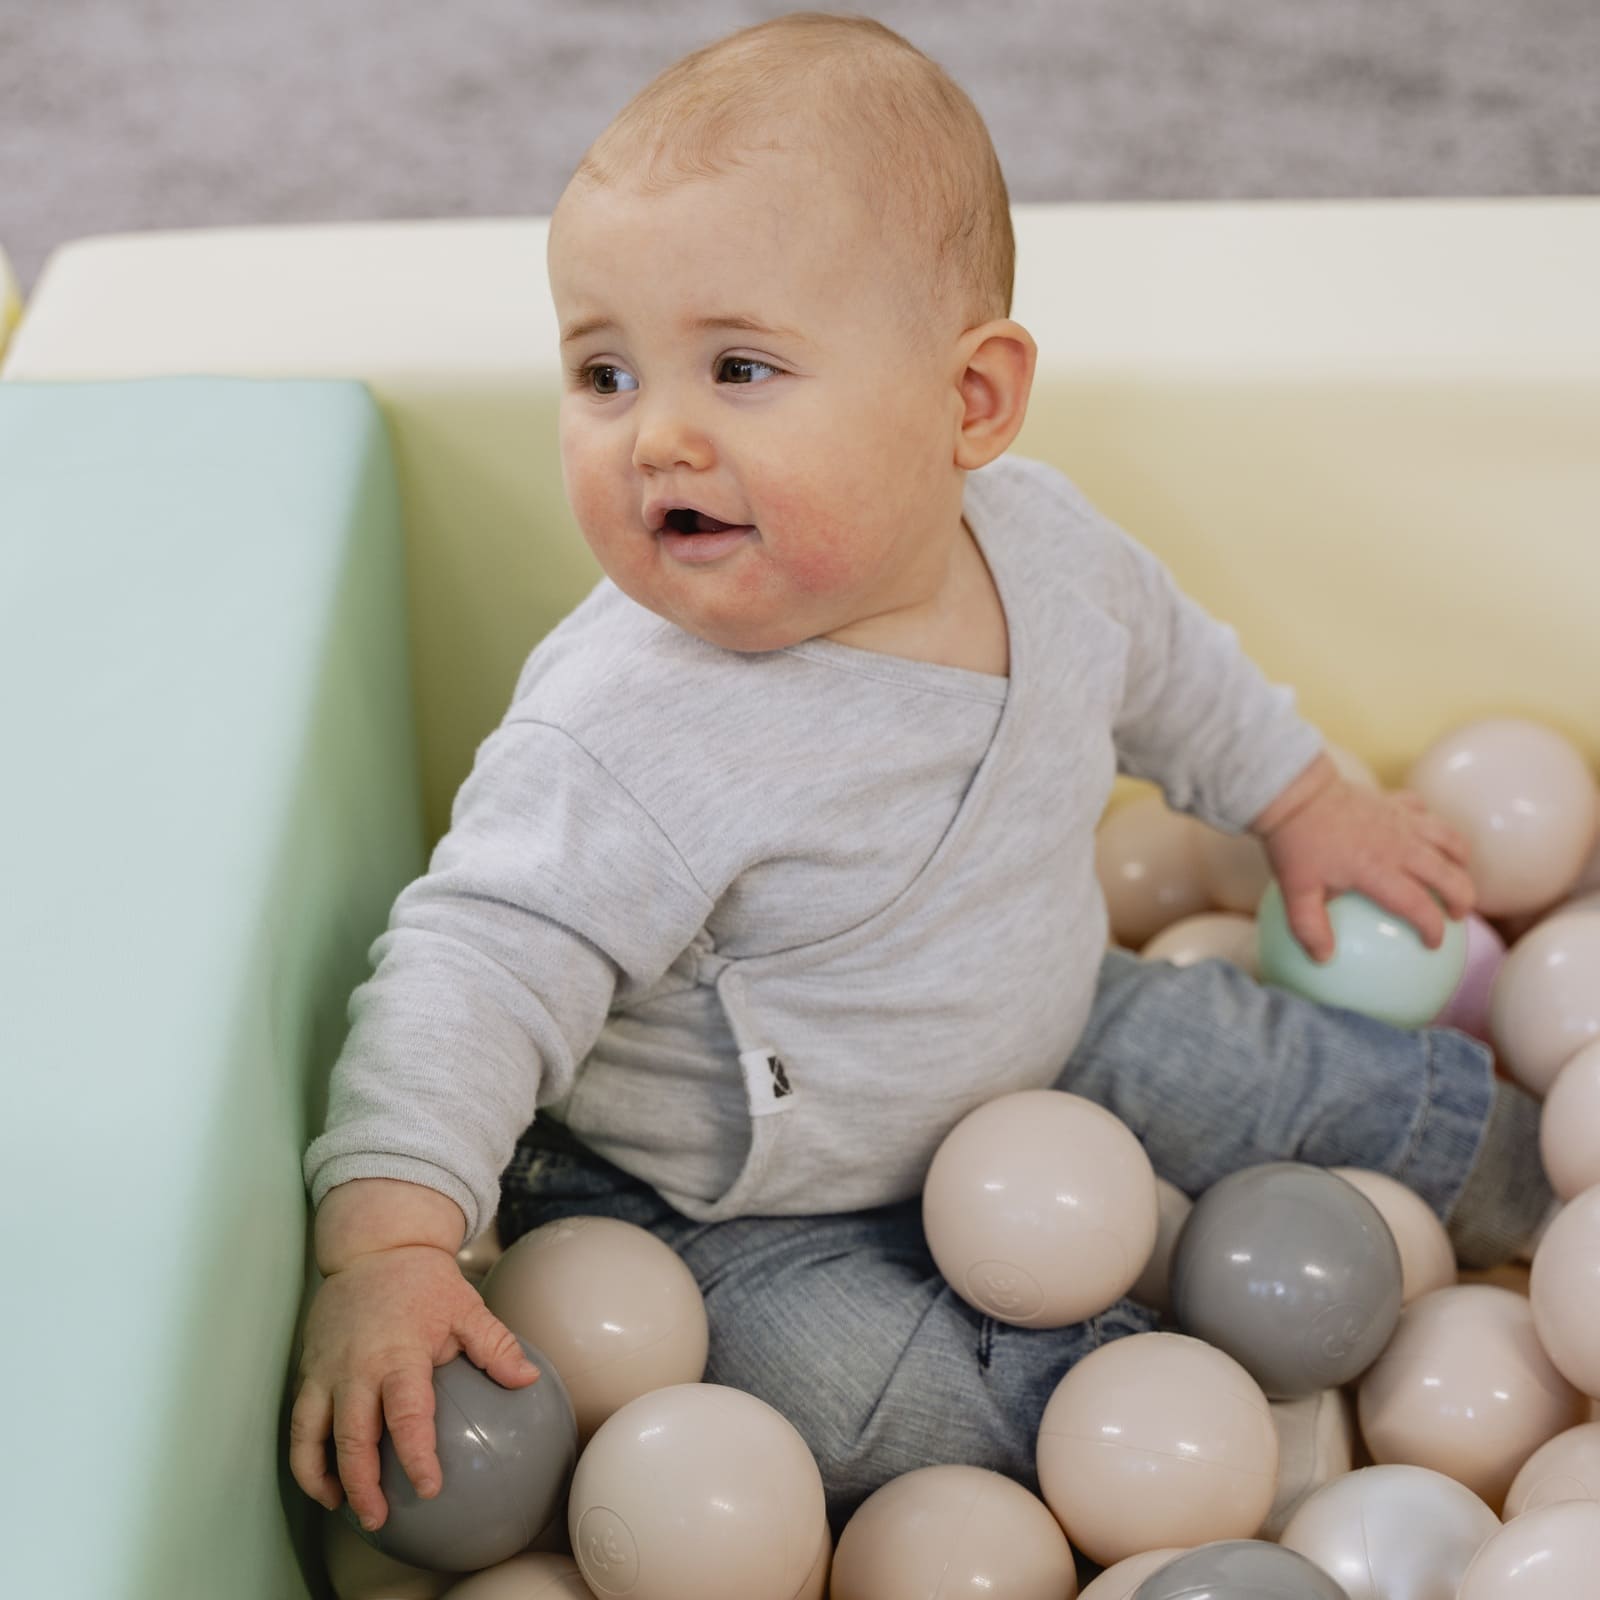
[292,716,715,1529]
[1248,749,1475,962]
[1087,492,1471,954]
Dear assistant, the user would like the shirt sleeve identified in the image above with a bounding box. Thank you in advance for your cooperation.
[1097,507,1325,835]
[302,716,716,1242]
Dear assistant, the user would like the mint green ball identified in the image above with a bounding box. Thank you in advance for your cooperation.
[1256,883,1468,1029]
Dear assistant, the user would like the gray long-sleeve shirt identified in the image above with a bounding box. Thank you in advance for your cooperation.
[303,453,1323,1239]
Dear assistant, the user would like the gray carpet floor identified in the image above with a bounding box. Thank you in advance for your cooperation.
[3,0,1598,295]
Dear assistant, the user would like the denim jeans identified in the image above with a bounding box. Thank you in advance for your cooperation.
[498,948,1497,1535]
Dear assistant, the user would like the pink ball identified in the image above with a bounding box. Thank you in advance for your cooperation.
[1434,914,1507,1043]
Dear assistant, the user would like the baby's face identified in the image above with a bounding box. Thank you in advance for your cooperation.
[548,147,969,653]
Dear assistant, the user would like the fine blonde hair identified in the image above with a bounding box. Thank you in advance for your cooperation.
[565,12,1015,335]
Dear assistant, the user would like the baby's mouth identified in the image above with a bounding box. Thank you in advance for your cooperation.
[664,508,741,534]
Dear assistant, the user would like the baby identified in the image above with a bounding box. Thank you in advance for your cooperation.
[290,11,1552,1543]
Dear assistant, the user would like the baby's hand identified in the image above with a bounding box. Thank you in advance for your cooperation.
[288,1244,539,1532]
[1251,754,1476,963]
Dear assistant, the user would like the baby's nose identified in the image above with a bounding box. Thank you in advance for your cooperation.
[631,395,714,474]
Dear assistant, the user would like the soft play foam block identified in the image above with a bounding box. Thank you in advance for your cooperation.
[0,377,422,1600]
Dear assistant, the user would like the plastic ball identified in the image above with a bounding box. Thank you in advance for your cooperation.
[1540,1041,1600,1200]
[345,1336,577,1574]
[1357,1285,1585,1510]
[1490,909,1600,1096]
[1257,883,1466,1028]
[441,1552,594,1597]
[1505,1422,1600,1518]
[324,1511,448,1599]
[1530,1184,1600,1397]
[1078,1550,1187,1600]
[1128,1177,1193,1316]
[1096,793,1212,948]
[1194,828,1271,916]
[567,1382,827,1600]
[1130,1540,1351,1599]
[1433,913,1508,1043]
[830,1465,1077,1600]
[922,1089,1158,1328]
[1329,1166,1456,1304]
[455,1222,505,1287]
[1036,1332,1278,1567]
[1456,1499,1600,1598]
[1140,912,1260,975]
[481,1214,708,1442]
[1169,1163,1403,1397]
[1277,1464,1500,1599]
[1406,717,1600,918]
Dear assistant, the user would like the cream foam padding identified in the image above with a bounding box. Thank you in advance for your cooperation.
[5,201,1597,841]
[0,248,20,359]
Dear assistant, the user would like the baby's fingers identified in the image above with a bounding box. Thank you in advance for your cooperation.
[457,1298,542,1390]
[288,1381,341,1512]
[380,1364,443,1502]
[1412,846,1477,921]
[1377,876,1448,950]
[1284,883,1335,964]
[331,1379,389,1532]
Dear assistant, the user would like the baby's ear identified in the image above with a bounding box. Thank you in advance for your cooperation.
[953,319,1037,470]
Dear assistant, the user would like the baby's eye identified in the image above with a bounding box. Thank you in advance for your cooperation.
[717,356,779,385]
[581,364,637,395]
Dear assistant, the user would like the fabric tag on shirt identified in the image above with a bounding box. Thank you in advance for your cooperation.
[740,1049,797,1117]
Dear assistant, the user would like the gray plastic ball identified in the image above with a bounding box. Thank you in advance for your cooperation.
[345,1336,578,1574]
[1169,1162,1403,1397]
[1133,1539,1353,1598]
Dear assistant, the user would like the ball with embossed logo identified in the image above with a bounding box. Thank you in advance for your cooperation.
[567,1381,828,1600]
[1170,1163,1403,1397]
[922,1089,1159,1328]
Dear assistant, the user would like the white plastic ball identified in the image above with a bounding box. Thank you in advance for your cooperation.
[567,1383,827,1600]
[922,1090,1158,1327]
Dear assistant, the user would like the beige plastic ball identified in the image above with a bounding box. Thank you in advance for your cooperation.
[1095,793,1213,948]
[1128,1177,1193,1317]
[1540,1041,1600,1200]
[1036,1332,1278,1567]
[1456,1499,1600,1598]
[441,1552,593,1597]
[1194,829,1271,917]
[1530,1185,1600,1398]
[922,1090,1158,1328]
[1356,1285,1586,1510]
[1490,910,1600,1096]
[323,1510,448,1599]
[456,1223,505,1286]
[1077,1548,1187,1600]
[1505,1422,1600,1518]
[1277,1464,1500,1599]
[1140,912,1260,976]
[567,1382,827,1600]
[1330,1167,1457,1304]
[830,1465,1077,1600]
[482,1214,708,1442]
[1406,718,1600,917]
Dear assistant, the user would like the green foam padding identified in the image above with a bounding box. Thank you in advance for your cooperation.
[0,377,425,1599]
